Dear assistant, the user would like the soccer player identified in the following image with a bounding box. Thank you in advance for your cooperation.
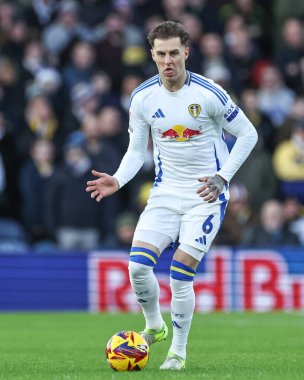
[86,21,258,370]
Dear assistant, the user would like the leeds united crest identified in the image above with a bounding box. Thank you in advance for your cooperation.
[188,104,201,118]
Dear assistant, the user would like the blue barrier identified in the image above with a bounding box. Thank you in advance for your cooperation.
[0,254,88,311]
[0,248,303,312]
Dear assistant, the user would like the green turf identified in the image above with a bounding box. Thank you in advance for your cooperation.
[0,312,303,380]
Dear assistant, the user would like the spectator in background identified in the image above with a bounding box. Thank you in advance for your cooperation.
[21,40,47,85]
[111,0,144,45]
[24,0,57,31]
[42,0,94,62]
[79,113,121,172]
[215,182,253,246]
[283,197,304,246]
[19,139,55,243]
[79,0,110,28]
[134,181,155,214]
[94,12,125,94]
[1,16,29,65]
[121,44,147,79]
[179,13,203,73]
[45,137,118,250]
[224,21,259,96]
[186,0,221,34]
[234,136,277,213]
[257,65,295,128]
[297,57,304,97]
[241,199,300,247]
[65,82,100,133]
[199,33,227,81]
[276,18,304,94]
[20,95,62,158]
[273,0,304,48]
[62,41,97,98]
[132,0,163,25]
[275,96,304,146]
[119,73,142,115]
[161,0,187,22]
[91,70,121,109]
[0,1,17,37]
[273,120,304,204]
[219,0,270,54]
[91,70,112,97]
[97,105,128,155]
[0,112,21,219]
[24,67,63,119]
[94,11,144,93]
[199,35,234,106]
[240,88,275,153]
[108,211,138,249]
[33,67,64,117]
[222,13,246,49]
[0,56,25,132]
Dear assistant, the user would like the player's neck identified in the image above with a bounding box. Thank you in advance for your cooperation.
[161,71,187,92]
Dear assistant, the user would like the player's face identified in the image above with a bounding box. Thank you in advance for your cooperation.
[151,37,189,91]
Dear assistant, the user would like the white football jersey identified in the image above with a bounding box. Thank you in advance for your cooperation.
[128,71,249,189]
[114,71,257,191]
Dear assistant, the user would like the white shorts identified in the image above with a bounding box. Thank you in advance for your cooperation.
[135,186,229,255]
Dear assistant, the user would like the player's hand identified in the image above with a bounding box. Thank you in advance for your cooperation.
[197,175,226,203]
[86,170,119,202]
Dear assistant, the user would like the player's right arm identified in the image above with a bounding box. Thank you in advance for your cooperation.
[86,94,149,202]
[86,171,120,202]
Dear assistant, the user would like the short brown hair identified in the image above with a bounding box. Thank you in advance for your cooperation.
[147,21,190,48]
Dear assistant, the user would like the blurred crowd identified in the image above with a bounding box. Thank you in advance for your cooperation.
[0,0,304,253]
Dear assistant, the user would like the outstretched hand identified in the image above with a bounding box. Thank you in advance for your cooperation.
[196,175,226,203]
[86,170,119,202]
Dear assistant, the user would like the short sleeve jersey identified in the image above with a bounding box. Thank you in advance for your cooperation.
[129,71,244,189]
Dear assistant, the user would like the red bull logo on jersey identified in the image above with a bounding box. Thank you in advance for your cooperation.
[160,125,203,142]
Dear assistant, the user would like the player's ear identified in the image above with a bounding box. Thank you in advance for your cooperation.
[184,46,190,60]
[151,48,156,62]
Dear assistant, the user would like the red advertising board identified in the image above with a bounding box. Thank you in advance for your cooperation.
[88,248,304,312]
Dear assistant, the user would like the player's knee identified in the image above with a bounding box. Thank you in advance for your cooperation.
[128,246,158,281]
[128,260,150,281]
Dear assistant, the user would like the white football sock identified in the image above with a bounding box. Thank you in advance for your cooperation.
[169,278,195,360]
[129,261,164,331]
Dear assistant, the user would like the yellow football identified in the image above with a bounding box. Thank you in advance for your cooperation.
[105,331,149,371]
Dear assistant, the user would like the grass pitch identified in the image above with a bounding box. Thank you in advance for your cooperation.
[0,312,303,380]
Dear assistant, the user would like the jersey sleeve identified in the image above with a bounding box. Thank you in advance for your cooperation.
[207,87,258,182]
[113,94,150,188]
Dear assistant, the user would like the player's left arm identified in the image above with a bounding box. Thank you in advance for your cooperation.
[197,94,258,203]
[217,108,258,182]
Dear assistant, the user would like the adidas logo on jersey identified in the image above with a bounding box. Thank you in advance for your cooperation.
[152,108,165,118]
